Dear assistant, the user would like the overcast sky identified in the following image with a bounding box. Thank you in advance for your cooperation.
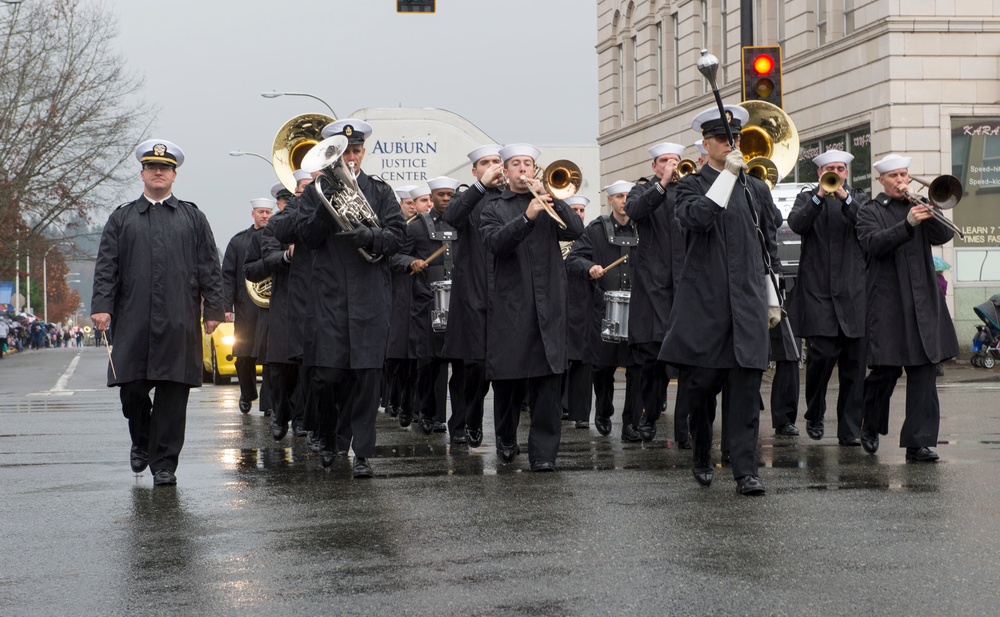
[95,0,599,249]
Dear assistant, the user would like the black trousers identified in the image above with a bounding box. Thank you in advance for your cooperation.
[269,362,302,430]
[492,373,562,464]
[462,360,490,432]
[235,356,271,411]
[862,364,940,448]
[678,365,762,480]
[119,380,191,474]
[309,367,381,458]
[770,359,800,428]
[563,360,593,422]
[632,343,682,436]
[593,365,641,426]
[385,358,416,415]
[804,334,865,440]
[416,357,466,435]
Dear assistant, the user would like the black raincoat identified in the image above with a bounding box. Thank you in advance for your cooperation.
[222,225,261,357]
[268,197,313,363]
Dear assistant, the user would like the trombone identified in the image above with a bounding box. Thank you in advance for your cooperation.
[901,174,965,239]
[519,159,583,230]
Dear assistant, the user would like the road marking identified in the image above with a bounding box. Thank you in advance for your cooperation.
[27,352,82,396]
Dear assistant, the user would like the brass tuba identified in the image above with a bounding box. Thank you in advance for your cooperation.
[300,135,384,263]
[738,100,799,189]
[272,113,335,192]
[245,278,271,309]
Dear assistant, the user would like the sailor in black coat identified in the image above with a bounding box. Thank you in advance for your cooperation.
[294,119,407,477]
[222,201,272,415]
[787,149,869,444]
[856,154,959,462]
[560,197,595,431]
[395,176,466,441]
[385,186,419,426]
[441,146,505,447]
[567,186,641,437]
[661,106,780,496]
[91,140,225,486]
[625,144,689,445]
[481,143,584,470]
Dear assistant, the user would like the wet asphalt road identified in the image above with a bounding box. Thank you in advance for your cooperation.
[2,347,1000,616]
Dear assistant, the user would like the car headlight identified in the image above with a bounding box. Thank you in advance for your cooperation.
[222,335,235,346]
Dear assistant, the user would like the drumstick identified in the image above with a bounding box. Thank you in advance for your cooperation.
[409,243,450,276]
[602,253,629,272]
[102,329,117,379]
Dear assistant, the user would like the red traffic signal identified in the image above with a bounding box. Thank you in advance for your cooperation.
[742,46,783,107]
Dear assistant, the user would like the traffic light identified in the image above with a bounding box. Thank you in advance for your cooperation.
[397,0,435,13]
[742,46,783,107]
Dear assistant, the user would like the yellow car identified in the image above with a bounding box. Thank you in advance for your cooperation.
[202,321,262,385]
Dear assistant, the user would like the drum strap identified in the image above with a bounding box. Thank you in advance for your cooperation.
[421,212,458,279]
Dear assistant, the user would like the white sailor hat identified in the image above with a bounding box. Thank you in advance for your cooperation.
[394,185,417,200]
[694,140,708,156]
[250,197,276,210]
[499,143,541,162]
[603,180,635,196]
[648,142,685,160]
[409,185,432,199]
[321,118,373,144]
[292,169,312,182]
[135,139,184,168]
[468,144,502,164]
[812,149,854,168]
[564,196,590,207]
[270,182,292,200]
[873,153,912,174]
[427,176,461,191]
[691,104,750,137]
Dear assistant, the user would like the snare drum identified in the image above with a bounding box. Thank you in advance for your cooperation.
[600,290,631,343]
[430,280,452,332]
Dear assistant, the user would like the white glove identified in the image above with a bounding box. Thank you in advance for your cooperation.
[906,208,920,226]
[768,306,782,329]
[725,149,748,175]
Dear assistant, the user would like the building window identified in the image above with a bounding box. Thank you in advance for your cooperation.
[632,35,640,121]
[952,117,1000,281]
[817,0,828,46]
[720,0,729,84]
[701,0,709,93]
[656,22,664,111]
[793,124,872,196]
[776,0,786,49]
[673,13,681,105]
[617,43,625,125]
[844,0,856,34]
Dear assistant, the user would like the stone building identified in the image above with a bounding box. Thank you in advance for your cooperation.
[597,0,1000,348]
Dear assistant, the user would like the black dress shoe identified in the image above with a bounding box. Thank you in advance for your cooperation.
[152,469,176,486]
[418,417,434,435]
[130,445,148,473]
[905,447,940,462]
[622,424,643,442]
[736,475,766,496]
[806,420,824,440]
[520,402,530,414]
[387,405,399,418]
[575,420,589,429]
[497,442,520,464]
[692,467,714,487]
[530,461,556,472]
[307,432,323,453]
[721,451,731,464]
[293,426,308,438]
[676,440,692,450]
[638,422,657,442]
[594,416,612,436]
[262,408,272,417]
[466,427,484,447]
[398,410,413,428]
[238,398,251,414]
[775,423,800,437]
[838,437,861,447]
[860,427,879,454]
[319,448,336,468]
[432,421,448,433]
[450,433,468,444]
[561,411,569,420]
[270,416,289,441]
[352,457,374,478]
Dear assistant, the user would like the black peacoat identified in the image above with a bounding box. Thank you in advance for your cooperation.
[268,197,313,363]
[222,225,261,357]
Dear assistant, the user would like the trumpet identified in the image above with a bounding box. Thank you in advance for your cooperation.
[673,158,697,182]
[819,171,844,194]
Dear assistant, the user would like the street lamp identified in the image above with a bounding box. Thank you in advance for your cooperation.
[43,241,75,324]
[228,150,272,166]
[260,91,338,118]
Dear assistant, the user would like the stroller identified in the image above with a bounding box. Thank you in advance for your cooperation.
[971,293,1000,369]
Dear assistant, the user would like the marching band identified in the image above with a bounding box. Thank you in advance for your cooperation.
[93,102,961,492]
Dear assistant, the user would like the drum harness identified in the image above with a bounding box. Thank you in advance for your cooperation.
[420,212,458,282]
[600,215,638,292]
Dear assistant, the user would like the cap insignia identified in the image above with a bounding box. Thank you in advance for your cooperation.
[344,125,353,137]
[725,110,733,122]
[153,143,167,157]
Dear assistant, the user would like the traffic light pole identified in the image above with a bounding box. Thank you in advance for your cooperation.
[741,0,753,47]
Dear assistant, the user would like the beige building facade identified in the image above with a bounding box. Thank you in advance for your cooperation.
[597,0,1000,350]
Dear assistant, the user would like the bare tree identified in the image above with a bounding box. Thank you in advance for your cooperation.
[0,0,155,283]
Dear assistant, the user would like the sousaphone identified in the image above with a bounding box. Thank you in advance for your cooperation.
[738,100,799,189]
[271,113,335,192]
